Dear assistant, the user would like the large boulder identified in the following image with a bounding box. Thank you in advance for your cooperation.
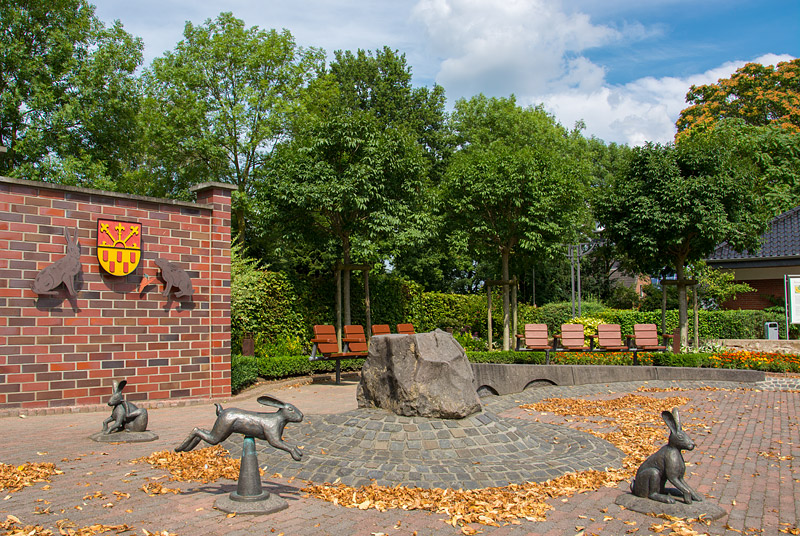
[357,329,482,419]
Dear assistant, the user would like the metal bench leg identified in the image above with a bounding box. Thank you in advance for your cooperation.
[633,350,639,366]
[335,359,341,384]
[545,349,550,365]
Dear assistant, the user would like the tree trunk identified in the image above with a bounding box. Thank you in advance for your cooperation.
[502,247,510,351]
[343,235,351,327]
[676,259,688,348]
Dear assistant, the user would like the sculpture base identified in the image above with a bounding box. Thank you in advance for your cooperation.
[214,492,288,515]
[615,492,727,520]
[89,431,159,443]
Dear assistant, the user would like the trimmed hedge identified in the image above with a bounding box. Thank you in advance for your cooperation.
[231,354,259,393]
[257,356,365,380]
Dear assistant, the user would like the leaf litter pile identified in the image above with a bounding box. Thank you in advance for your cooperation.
[133,445,257,484]
[1,515,132,536]
[303,393,702,530]
[0,462,63,492]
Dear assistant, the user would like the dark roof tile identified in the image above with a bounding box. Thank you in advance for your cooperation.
[708,206,800,261]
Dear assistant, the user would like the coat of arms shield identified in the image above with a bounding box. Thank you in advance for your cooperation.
[97,219,142,276]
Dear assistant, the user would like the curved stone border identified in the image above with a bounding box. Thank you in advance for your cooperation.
[472,363,766,396]
[228,378,782,491]
[226,407,624,490]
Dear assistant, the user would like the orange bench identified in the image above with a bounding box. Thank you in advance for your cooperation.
[515,323,554,364]
[309,324,368,384]
[371,324,391,336]
[396,323,415,335]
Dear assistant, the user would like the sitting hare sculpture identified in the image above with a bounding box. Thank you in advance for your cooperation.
[31,227,82,297]
[632,408,703,504]
[154,257,194,298]
[102,380,148,434]
[175,395,304,461]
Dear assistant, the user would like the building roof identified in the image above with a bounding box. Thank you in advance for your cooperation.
[707,206,800,265]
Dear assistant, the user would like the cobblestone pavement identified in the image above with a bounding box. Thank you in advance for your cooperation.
[0,374,798,536]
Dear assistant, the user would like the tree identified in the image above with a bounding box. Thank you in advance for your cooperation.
[264,47,445,324]
[443,95,591,350]
[0,0,143,186]
[141,12,324,236]
[594,133,769,346]
[676,59,800,141]
[269,107,429,324]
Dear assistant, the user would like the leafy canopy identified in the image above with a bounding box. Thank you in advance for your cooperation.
[141,12,324,236]
[444,95,590,261]
[0,0,143,187]
[595,136,768,276]
[676,59,800,141]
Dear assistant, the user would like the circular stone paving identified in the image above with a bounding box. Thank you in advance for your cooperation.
[223,379,765,490]
[224,397,624,490]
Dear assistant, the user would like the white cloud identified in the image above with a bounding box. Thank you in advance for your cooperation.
[412,0,796,145]
[412,0,621,96]
[534,53,797,145]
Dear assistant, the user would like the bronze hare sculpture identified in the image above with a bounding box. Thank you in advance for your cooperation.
[632,408,703,504]
[154,257,194,298]
[32,227,81,297]
[102,380,148,434]
[175,395,303,461]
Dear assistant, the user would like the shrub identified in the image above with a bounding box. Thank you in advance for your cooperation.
[231,354,259,394]
[257,356,365,380]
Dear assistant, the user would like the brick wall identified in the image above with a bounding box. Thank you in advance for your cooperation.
[722,278,786,310]
[0,177,236,410]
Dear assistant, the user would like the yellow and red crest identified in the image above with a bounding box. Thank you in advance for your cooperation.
[97,219,142,276]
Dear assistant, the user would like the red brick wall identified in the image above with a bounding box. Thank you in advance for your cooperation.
[722,279,785,310]
[0,177,235,410]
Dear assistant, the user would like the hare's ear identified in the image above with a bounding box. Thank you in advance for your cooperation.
[671,408,682,430]
[257,395,285,409]
[661,410,678,433]
[116,380,127,392]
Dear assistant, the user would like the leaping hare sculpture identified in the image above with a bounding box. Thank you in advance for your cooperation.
[175,395,304,461]
[631,408,703,504]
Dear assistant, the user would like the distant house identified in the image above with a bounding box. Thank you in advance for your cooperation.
[707,206,800,310]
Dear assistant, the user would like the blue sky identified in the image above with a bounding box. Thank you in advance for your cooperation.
[92,0,799,146]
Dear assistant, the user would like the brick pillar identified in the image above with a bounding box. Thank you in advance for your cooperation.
[191,182,237,398]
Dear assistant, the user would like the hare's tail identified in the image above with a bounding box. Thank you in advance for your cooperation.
[215,403,223,416]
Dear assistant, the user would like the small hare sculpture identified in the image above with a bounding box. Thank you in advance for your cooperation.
[631,408,703,504]
[102,380,148,434]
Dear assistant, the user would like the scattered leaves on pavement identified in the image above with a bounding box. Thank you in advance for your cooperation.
[0,515,133,536]
[140,482,180,496]
[0,462,63,492]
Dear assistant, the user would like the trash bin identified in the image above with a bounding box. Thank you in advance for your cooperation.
[764,322,779,340]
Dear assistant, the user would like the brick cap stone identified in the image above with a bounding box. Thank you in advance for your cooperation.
[1,175,212,211]
[190,181,238,193]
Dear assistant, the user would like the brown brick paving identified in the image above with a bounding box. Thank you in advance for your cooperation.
[0,376,797,535]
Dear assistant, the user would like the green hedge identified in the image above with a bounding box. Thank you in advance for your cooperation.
[256,356,365,380]
[525,302,789,340]
[231,354,259,393]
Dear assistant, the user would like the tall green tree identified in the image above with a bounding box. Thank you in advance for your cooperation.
[265,47,445,324]
[141,12,324,237]
[443,95,591,349]
[0,0,143,186]
[594,133,769,346]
